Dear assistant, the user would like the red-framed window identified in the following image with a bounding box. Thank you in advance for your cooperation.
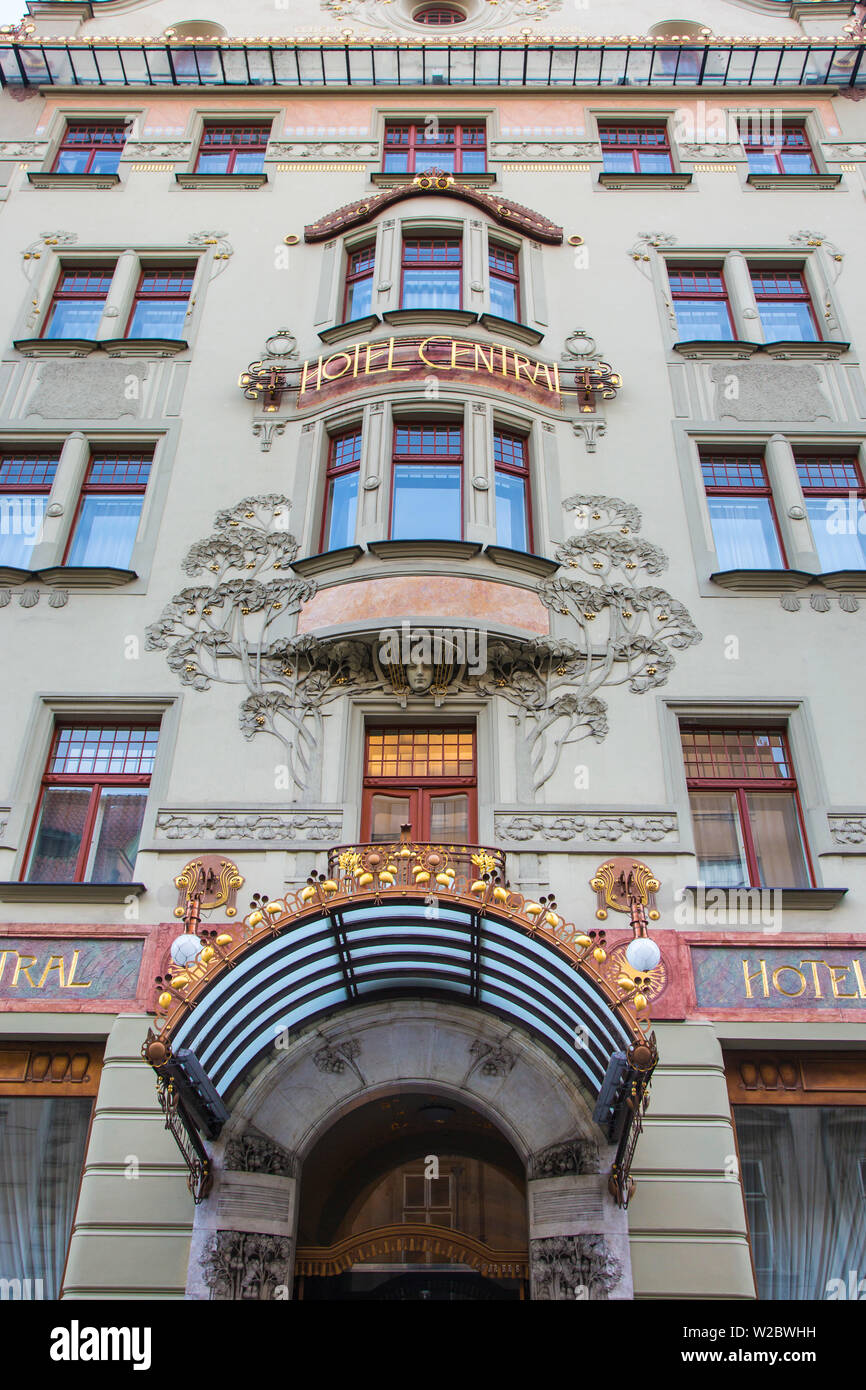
[321,428,362,552]
[414,4,466,23]
[668,265,735,342]
[681,726,813,888]
[795,450,866,572]
[194,122,271,174]
[488,242,520,322]
[52,121,127,175]
[362,726,477,844]
[493,429,531,552]
[401,236,462,310]
[343,241,376,321]
[126,266,195,339]
[0,451,59,570]
[64,452,152,570]
[383,121,486,174]
[42,266,114,340]
[391,423,463,540]
[744,123,816,176]
[599,124,672,173]
[700,451,786,571]
[23,725,160,884]
[750,267,819,344]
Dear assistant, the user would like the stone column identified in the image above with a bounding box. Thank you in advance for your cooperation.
[468,217,486,315]
[357,400,386,541]
[376,218,399,316]
[29,431,89,570]
[723,250,764,343]
[527,1139,633,1300]
[96,249,139,341]
[466,399,492,542]
[765,432,821,572]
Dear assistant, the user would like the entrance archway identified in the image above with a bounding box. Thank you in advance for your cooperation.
[295,1089,528,1300]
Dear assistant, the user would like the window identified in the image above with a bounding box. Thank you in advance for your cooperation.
[415,4,466,23]
[669,266,734,341]
[195,122,270,173]
[795,452,866,572]
[383,122,486,174]
[65,452,152,570]
[751,268,819,343]
[41,266,113,340]
[0,452,58,570]
[391,423,463,540]
[344,242,376,321]
[681,726,812,888]
[488,243,520,322]
[362,726,476,843]
[126,266,195,339]
[401,237,462,310]
[744,123,816,175]
[24,724,159,884]
[322,428,362,551]
[52,121,127,175]
[599,124,672,173]
[493,429,531,551]
[701,452,785,570]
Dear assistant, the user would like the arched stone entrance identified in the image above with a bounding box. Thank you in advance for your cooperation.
[183,1001,634,1301]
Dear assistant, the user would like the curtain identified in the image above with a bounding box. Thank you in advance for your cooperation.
[708,497,783,569]
[735,1106,866,1299]
[0,1097,91,1298]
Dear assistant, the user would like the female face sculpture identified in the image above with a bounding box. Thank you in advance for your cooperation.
[404,657,435,693]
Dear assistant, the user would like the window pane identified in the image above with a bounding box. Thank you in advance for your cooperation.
[674,300,733,341]
[383,151,409,172]
[637,150,673,172]
[43,301,103,338]
[66,496,143,569]
[233,152,265,173]
[495,470,528,551]
[196,151,231,173]
[780,151,815,173]
[392,466,461,540]
[370,794,411,843]
[54,150,91,173]
[489,276,517,321]
[747,152,778,173]
[25,787,92,882]
[805,497,866,571]
[708,497,783,569]
[0,495,47,568]
[401,268,460,310]
[758,302,817,342]
[325,471,359,551]
[744,791,810,887]
[689,791,749,886]
[430,794,469,842]
[83,787,147,883]
[127,301,188,338]
[414,146,456,172]
[735,1107,866,1300]
[461,151,487,172]
[90,150,122,173]
[0,1097,92,1299]
[347,276,373,319]
[602,151,634,171]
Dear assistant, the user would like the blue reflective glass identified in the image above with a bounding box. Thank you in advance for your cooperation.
[392,465,461,540]
[66,496,143,568]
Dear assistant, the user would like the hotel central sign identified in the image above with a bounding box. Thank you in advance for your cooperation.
[691,944,866,1011]
[240,336,623,411]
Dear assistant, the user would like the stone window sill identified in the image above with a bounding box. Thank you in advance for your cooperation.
[682,884,847,910]
[13,338,188,358]
[478,314,544,346]
[37,566,138,589]
[28,171,121,189]
[710,569,816,593]
[673,340,848,362]
[484,545,559,578]
[13,338,99,358]
[291,546,364,577]
[746,172,842,190]
[370,171,497,188]
[598,171,692,189]
[101,338,189,357]
[0,881,147,903]
[382,308,478,330]
[762,340,849,360]
[817,570,866,592]
[674,340,761,359]
[0,566,32,586]
[367,539,482,562]
[318,315,380,345]
[175,172,268,189]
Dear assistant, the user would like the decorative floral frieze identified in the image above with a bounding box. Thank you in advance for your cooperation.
[202,1231,293,1301]
[828,816,866,845]
[313,1038,364,1083]
[0,141,43,157]
[495,813,678,844]
[677,143,743,160]
[155,811,343,842]
[491,141,600,160]
[224,1129,295,1177]
[267,141,378,160]
[125,141,192,159]
[531,1139,600,1179]
[530,1234,622,1301]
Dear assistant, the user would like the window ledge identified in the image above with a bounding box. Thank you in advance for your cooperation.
[746,172,842,189]
[0,881,147,904]
[28,171,121,189]
[318,315,381,345]
[12,338,188,359]
[484,545,559,578]
[709,568,817,593]
[683,884,847,911]
[368,539,482,562]
[818,570,866,592]
[597,171,692,189]
[36,566,137,589]
[382,309,479,329]
[101,338,188,357]
[762,340,849,360]
[291,546,365,577]
[478,314,544,346]
[175,172,268,188]
[13,338,98,358]
[0,566,33,585]
[370,171,497,188]
[673,340,761,359]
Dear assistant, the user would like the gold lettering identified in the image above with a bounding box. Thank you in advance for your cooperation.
[37,954,66,989]
[64,948,92,990]
[851,958,866,1000]
[533,362,554,392]
[772,965,806,998]
[511,353,535,383]
[322,350,352,382]
[299,355,322,396]
[386,336,409,373]
[798,958,825,999]
[827,963,858,999]
[418,336,450,371]
[450,339,475,370]
[742,958,769,999]
[11,953,37,988]
[352,340,361,378]
[0,949,10,985]
[473,343,494,374]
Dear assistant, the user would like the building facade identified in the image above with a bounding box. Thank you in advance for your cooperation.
[1,0,865,1303]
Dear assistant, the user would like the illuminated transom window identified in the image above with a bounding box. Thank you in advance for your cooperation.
[366,728,475,778]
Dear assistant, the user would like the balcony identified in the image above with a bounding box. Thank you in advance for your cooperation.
[326,837,507,891]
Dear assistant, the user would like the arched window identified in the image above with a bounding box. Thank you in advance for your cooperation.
[414,5,467,25]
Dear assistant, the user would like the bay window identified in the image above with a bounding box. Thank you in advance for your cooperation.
[391,423,462,541]
[126,266,195,339]
[669,266,734,341]
[795,452,866,572]
[681,726,813,888]
[493,429,531,551]
[401,237,462,311]
[701,452,785,571]
[322,428,362,551]
[65,452,152,569]
[0,452,58,570]
[42,266,113,340]
[52,121,127,174]
[751,268,819,343]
